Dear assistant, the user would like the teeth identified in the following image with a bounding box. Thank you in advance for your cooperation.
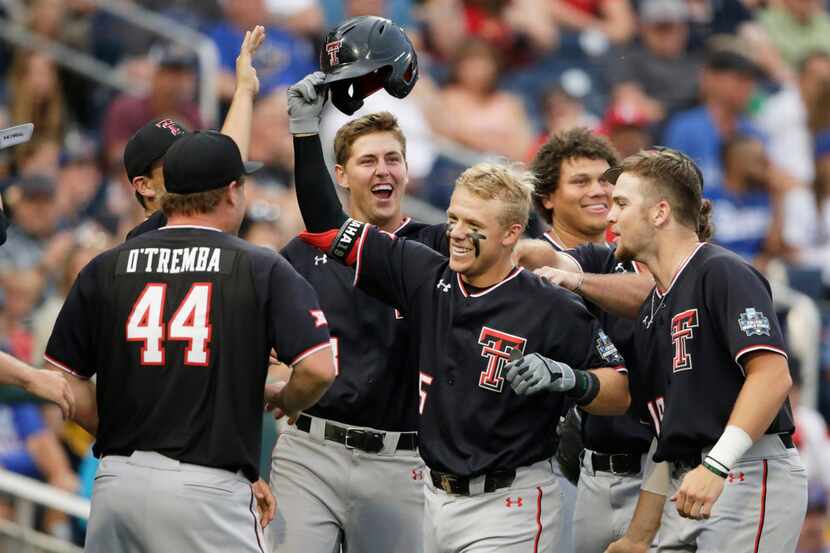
[372,184,393,192]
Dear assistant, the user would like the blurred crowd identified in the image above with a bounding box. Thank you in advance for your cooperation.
[0,0,830,548]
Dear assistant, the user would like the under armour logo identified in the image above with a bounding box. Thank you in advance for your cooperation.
[614,262,626,273]
[505,497,523,508]
[411,469,424,481]
[314,254,328,266]
[309,310,328,328]
[436,279,451,293]
[325,39,343,66]
[727,472,745,484]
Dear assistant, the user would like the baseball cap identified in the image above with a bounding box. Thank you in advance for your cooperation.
[704,47,763,77]
[163,131,263,194]
[152,44,198,71]
[9,175,55,200]
[600,102,651,133]
[123,118,189,182]
[640,0,689,24]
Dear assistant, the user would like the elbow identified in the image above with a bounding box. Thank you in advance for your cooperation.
[311,362,336,392]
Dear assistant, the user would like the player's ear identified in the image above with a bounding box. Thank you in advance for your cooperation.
[652,199,671,228]
[132,176,156,201]
[334,164,349,191]
[502,223,524,246]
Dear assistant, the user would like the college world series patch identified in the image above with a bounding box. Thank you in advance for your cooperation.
[595,330,624,365]
[738,308,771,336]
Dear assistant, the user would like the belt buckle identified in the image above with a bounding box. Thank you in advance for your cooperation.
[439,474,455,494]
[609,454,625,475]
[344,428,363,450]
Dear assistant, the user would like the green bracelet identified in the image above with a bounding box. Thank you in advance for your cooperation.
[702,458,728,478]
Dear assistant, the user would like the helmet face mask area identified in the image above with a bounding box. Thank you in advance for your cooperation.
[320,16,419,115]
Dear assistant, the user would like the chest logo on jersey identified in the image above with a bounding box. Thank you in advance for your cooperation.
[314,254,328,266]
[436,279,451,293]
[478,327,527,393]
[670,309,698,373]
[738,308,770,337]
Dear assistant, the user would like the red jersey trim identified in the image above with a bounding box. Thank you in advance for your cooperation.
[44,354,91,380]
[735,345,788,364]
[289,341,332,367]
[656,242,706,298]
[391,217,412,236]
[158,224,223,233]
[456,267,524,298]
[351,223,372,288]
[542,232,566,251]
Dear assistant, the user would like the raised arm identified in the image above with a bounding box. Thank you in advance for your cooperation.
[220,26,266,160]
[287,73,348,232]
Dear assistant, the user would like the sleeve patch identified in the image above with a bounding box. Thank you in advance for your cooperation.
[595,329,624,366]
[309,309,328,328]
[738,308,771,337]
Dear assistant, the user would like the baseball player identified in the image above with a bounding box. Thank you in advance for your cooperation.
[125,26,265,240]
[272,110,445,552]
[527,128,657,553]
[296,153,632,552]
[601,148,807,553]
[44,131,335,553]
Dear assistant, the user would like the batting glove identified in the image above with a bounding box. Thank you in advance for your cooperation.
[505,353,576,396]
[287,71,327,135]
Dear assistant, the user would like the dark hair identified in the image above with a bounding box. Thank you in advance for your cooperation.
[614,148,713,241]
[530,128,618,223]
[719,133,759,169]
[334,111,407,166]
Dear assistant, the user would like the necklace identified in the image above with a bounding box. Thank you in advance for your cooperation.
[643,290,667,329]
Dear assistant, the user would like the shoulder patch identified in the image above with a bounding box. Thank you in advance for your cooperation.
[595,329,624,365]
[738,308,770,337]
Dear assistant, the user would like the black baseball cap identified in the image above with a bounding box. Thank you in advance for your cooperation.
[124,118,189,181]
[163,131,262,194]
[704,48,763,78]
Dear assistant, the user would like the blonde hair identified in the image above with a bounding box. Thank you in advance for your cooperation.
[454,162,535,229]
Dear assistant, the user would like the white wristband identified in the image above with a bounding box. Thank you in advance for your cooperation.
[706,425,753,473]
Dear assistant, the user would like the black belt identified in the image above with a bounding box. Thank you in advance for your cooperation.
[295,414,418,454]
[585,451,641,475]
[430,469,516,496]
[673,434,796,470]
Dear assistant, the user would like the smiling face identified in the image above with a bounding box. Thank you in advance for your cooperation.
[335,131,408,231]
[542,157,613,237]
[608,172,656,262]
[446,185,523,282]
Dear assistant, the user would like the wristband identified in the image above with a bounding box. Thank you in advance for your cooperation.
[706,425,753,473]
[568,370,600,406]
[329,218,367,265]
[702,459,728,478]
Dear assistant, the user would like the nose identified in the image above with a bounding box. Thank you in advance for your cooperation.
[375,159,390,176]
[607,204,618,225]
[448,221,467,241]
[588,177,611,198]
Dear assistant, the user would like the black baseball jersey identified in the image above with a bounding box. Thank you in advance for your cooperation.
[353,227,626,477]
[45,226,330,481]
[126,211,168,241]
[564,241,653,455]
[634,243,793,463]
[281,218,448,431]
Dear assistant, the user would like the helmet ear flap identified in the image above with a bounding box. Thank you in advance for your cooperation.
[330,80,365,116]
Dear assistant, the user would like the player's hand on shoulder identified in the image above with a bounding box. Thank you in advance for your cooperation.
[24,368,75,420]
[604,536,650,553]
[287,72,328,135]
[251,479,276,528]
[505,353,576,396]
[671,464,725,520]
[235,25,266,97]
[534,266,581,292]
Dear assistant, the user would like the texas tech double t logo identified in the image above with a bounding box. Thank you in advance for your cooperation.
[478,327,526,392]
[670,309,698,373]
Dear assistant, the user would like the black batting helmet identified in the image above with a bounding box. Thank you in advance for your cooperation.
[320,16,419,115]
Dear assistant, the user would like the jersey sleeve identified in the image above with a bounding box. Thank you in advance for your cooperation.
[565,243,615,274]
[267,257,331,367]
[546,290,627,372]
[44,262,98,379]
[702,257,787,367]
[355,226,445,315]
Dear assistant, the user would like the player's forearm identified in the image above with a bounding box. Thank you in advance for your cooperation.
[582,368,630,415]
[577,272,653,319]
[65,376,98,436]
[221,89,255,161]
[0,352,39,389]
[282,348,335,415]
[513,240,570,271]
[728,352,792,442]
[621,489,666,545]
[294,135,348,232]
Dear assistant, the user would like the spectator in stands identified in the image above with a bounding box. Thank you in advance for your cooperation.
[707,134,788,265]
[421,0,558,65]
[208,0,315,100]
[239,201,285,251]
[795,131,830,285]
[549,0,636,45]
[249,89,295,189]
[0,176,70,278]
[0,268,44,364]
[55,134,104,226]
[607,0,699,123]
[797,485,830,553]
[102,46,203,175]
[433,39,534,160]
[7,50,66,166]
[662,40,763,190]
[596,101,653,157]
[758,0,830,68]
[266,0,324,37]
[530,80,599,156]
[791,373,830,493]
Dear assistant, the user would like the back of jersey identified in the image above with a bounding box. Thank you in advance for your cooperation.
[46,226,329,481]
